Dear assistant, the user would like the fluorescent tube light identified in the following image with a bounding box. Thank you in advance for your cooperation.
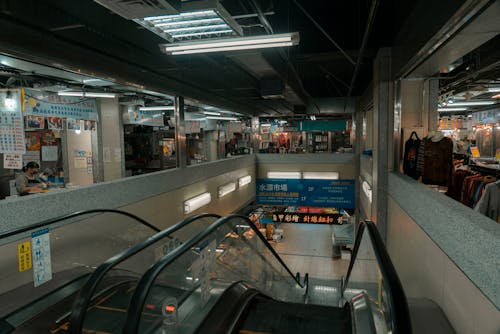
[218,182,237,198]
[437,107,468,111]
[154,18,223,28]
[169,30,234,39]
[302,172,339,180]
[139,106,175,111]
[58,91,116,98]
[487,87,500,92]
[267,171,301,179]
[161,32,299,55]
[206,116,238,121]
[165,24,229,33]
[184,192,211,214]
[203,111,221,116]
[451,101,495,106]
[238,175,252,187]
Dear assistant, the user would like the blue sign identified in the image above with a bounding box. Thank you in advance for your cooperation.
[256,179,301,206]
[256,179,355,208]
[24,89,98,120]
[301,179,355,207]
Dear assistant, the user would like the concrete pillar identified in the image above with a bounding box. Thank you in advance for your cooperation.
[372,48,393,242]
[174,96,187,168]
[98,97,124,181]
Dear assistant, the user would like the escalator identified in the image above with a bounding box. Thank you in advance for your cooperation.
[0,210,220,333]
[121,215,412,334]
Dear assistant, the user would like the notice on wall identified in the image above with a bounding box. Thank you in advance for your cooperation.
[31,228,52,287]
[3,153,23,169]
[0,89,26,154]
[18,241,32,272]
[42,146,58,161]
[185,120,201,134]
[74,157,87,169]
[103,147,111,162]
[23,151,41,167]
[114,148,121,162]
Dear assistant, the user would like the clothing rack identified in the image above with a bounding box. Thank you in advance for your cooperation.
[468,163,500,178]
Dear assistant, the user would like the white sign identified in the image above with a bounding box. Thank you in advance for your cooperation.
[31,228,52,287]
[0,89,26,153]
[23,151,41,167]
[41,146,58,161]
[3,153,22,169]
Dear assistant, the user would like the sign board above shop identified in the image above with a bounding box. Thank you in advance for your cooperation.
[23,88,98,121]
[123,106,165,127]
[256,179,355,208]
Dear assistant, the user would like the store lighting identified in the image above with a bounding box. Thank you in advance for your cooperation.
[58,91,116,98]
[218,182,236,198]
[451,101,495,106]
[302,172,339,180]
[160,32,299,55]
[139,106,175,111]
[238,175,252,187]
[203,111,221,116]
[165,24,229,33]
[206,116,238,121]
[487,87,500,92]
[184,192,211,214]
[267,171,301,179]
[437,107,468,111]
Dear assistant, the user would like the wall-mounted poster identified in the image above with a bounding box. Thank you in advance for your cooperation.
[26,115,44,130]
[67,118,81,131]
[25,132,41,151]
[47,117,63,130]
[83,120,96,131]
[41,131,57,146]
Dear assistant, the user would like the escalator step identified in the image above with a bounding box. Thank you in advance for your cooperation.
[236,297,351,334]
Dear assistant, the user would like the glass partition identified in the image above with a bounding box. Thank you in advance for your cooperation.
[73,214,220,334]
[0,209,159,328]
[123,215,304,334]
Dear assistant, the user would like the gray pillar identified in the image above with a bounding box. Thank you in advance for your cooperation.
[424,79,439,132]
[372,48,393,242]
[174,96,187,168]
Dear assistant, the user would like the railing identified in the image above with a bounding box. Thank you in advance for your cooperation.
[122,214,306,334]
[342,220,412,333]
[68,213,221,333]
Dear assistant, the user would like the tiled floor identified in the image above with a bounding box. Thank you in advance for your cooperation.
[270,224,350,281]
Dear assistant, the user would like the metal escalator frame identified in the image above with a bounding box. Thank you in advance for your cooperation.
[122,214,306,334]
[68,213,221,334]
[0,208,161,241]
[342,220,412,333]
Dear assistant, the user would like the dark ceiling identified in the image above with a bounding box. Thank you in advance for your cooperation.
[0,0,494,116]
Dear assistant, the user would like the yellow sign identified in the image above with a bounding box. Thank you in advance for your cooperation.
[18,241,32,272]
[470,145,480,158]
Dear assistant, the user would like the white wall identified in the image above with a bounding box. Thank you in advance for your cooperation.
[387,196,500,334]
[99,98,123,181]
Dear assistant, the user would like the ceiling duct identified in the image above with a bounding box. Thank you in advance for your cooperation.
[260,78,284,99]
[94,0,180,20]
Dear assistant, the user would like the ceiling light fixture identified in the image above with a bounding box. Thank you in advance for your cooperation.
[238,175,252,187]
[206,116,238,121]
[160,32,299,55]
[437,107,468,111]
[487,87,500,93]
[203,111,221,116]
[451,101,495,106]
[139,106,175,111]
[218,182,237,198]
[58,91,116,98]
[267,171,301,179]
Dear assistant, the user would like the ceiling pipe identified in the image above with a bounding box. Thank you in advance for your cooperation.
[347,0,380,97]
[293,0,355,66]
[246,0,316,111]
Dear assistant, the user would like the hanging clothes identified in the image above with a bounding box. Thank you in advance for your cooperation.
[419,135,453,186]
[403,131,421,179]
[475,181,500,223]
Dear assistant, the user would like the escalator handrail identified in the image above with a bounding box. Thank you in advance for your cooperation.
[122,214,304,334]
[68,213,221,334]
[342,222,366,293]
[0,208,161,241]
[343,221,412,333]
